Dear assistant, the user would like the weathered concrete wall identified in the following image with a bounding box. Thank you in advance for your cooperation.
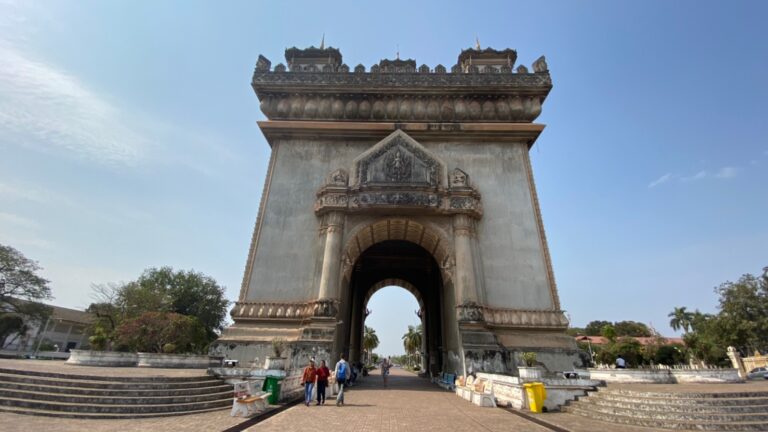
[244,136,553,312]
[588,368,743,383]
[429,141,553,310]
[66,350,138,367]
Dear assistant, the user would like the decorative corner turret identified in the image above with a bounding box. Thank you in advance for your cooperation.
[458,47,517,73]
[284,46,343,72]
[379,58,417,73]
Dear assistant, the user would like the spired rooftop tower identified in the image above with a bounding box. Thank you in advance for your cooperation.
[214,45,580,375]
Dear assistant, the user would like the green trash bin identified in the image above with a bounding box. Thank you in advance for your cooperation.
[262,375,284,404]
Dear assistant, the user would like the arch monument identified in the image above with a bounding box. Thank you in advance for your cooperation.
[214,45,580,375]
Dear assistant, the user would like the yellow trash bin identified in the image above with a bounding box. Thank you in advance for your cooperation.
[523,382,546,413]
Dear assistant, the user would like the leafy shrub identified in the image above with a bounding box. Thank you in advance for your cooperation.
[654,344,687,366]
[521,352,537,367]
[114,312,208,354]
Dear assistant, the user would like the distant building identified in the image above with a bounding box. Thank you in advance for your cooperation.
[2,304,93,355]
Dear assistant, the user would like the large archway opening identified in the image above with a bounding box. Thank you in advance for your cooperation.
[364,286,422,368]
[341,239,446,376]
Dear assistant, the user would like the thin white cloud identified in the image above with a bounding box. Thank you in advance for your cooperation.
[0,211,38,228]
[715,166,739,179]
[681,170,707,182]
[0,42,145,164]
[648,173,673,188]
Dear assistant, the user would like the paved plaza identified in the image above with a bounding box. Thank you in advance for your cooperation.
[4,359,764,431]
[249,368,551,432]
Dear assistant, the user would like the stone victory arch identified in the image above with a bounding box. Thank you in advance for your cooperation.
[215,45,580,375]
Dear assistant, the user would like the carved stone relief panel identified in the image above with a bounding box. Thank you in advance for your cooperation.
[357,134,440,188]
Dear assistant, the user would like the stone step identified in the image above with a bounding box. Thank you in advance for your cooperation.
[0,387,234,405]
[580,396,768,413]
[0,403,231,420]
[0,395,233,414]
[0,373,222,390]
[602,388,768,399]
[0,380,233,397]
[565,401,768,423]
[588,392,768,407]
[564,405,768,431]
[0,367,219,383]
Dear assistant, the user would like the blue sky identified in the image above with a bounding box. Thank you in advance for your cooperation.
[0,1,766,356]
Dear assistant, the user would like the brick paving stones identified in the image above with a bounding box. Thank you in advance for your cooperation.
[0,409,244,432]
[249,368,549,432]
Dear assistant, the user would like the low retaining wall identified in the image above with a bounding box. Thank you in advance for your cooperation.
[587,368,742,383]
[137,352,222,368]
[208,368,301,402]
[66,350,223,368]
[67,350,138,367]
[476,372,602,412]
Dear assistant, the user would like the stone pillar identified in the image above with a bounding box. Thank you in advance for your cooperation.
[453,214,479,304]
[727,346,747,380]
[318,211,345,300]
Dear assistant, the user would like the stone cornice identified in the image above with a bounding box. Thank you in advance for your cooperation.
[252,66,551,123]
[256,121,545,145]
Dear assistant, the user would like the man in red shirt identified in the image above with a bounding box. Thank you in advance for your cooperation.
[301,359,317,406]
[315,360,331,405]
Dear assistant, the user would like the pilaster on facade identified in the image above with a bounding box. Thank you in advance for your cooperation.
[317,211,345,300]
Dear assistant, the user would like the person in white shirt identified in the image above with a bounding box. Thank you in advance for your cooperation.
[615,355,626,369]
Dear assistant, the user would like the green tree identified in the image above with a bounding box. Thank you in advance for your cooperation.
[114,312,208,354]
[614,321,652,337]
[89,267,229,346]
[363,325,379,365]
[566,327,585,336]
[611,337,644,367]
[600,324,617,342]
[713,269,768,353]
[668,306,694,334]
[654,344,687,366]
[585,320,612,336]
[0,244,52,347]
[402,324,422,367]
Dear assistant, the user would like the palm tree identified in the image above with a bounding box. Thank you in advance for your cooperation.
[363,326,379,365]
[401,324,423,368]
[668,306,694,334]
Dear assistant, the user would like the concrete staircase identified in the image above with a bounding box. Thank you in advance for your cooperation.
[0,367,233,419]
[563,387,768,431]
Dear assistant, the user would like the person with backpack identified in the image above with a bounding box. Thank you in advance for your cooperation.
[334,353,349,406]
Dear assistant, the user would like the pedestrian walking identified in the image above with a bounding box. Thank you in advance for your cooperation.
[302,359,317,406]
[334,354,349,406]
[316,359,330,405]
[381,356,391,387]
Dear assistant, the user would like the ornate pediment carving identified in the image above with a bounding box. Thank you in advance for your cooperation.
[315,131,482,218]
[354,130,442,188]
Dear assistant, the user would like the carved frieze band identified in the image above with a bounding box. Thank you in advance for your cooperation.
[231,299,339,321]
[256,93,544,123]
[481,307,569,329]
[315,188,481,218]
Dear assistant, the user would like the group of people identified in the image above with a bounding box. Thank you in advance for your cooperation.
[301,354,395,406]
[301,354,352,406]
